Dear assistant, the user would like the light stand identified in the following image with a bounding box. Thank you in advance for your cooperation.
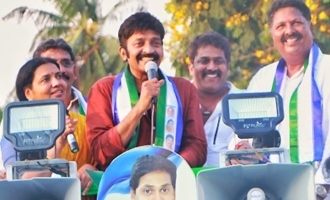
[196,92,315,200]
[0,99,80,200]
[220,92,285,166]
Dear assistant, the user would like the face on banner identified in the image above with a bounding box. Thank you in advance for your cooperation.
[98,146,197,200]
[131,170,175,200]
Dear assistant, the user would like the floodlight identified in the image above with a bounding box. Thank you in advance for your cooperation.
[222,92,284,147]
[3,99,66,160]
[1,99,81,198]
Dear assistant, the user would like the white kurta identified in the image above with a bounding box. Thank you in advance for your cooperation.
[248,52,330,185]
[203,82,244,167]
[72,86,87,113]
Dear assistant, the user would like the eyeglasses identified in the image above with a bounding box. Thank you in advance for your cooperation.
[57,59,74,68]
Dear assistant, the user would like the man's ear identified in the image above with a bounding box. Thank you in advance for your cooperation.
[309,22,315,39]
[188,63,194,77]
[119,46,128,61]
[73,65,78,80]
[130,189,136,200]
[226,62,230,69]
[226,62,231,76]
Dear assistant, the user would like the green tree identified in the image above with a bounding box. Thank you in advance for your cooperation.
[165,0,330,88]
[3,0,147,95]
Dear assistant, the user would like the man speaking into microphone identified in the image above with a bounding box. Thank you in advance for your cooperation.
[86,12,207,170]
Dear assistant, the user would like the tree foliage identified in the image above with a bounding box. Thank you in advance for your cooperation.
[2,0,147,95]
[165,0,330,88]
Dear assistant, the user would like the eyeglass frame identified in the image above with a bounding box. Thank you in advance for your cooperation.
[57,59,75,69]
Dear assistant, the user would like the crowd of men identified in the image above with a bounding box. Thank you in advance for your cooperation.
[0,0,330,199]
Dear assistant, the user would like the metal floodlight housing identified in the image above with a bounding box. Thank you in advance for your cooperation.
[3,99,66,152]
[222,92,284,139]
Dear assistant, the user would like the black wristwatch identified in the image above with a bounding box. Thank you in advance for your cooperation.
[316,184,328,199]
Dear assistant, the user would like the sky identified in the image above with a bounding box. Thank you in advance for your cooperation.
[0,0,173,107]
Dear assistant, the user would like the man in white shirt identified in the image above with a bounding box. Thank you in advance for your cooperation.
[188,31,244,167]
[248,0,330,199]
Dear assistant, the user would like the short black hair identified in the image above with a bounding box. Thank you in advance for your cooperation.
[267,0,311,26]
[166,134,174,140]
[118,12,165,49]
[188,31,231,63]
[33,38,75,61]
[129,155,177,192]
[167,119,174,124]
[15,57,60,101]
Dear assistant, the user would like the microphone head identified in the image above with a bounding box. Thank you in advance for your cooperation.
[144,61,158,73]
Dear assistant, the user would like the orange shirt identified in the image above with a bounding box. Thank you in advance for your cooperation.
[59,111,97,169]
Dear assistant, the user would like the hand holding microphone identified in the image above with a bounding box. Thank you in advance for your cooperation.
[144,61,163,145]
[144,61,163,105]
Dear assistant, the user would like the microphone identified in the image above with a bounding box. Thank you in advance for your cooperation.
[144,61,158,104]
[66,110,79,153]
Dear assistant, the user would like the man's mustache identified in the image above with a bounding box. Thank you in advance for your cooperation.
[136,53,160,61]
[281,32,303,43]
[202,69,222,78]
